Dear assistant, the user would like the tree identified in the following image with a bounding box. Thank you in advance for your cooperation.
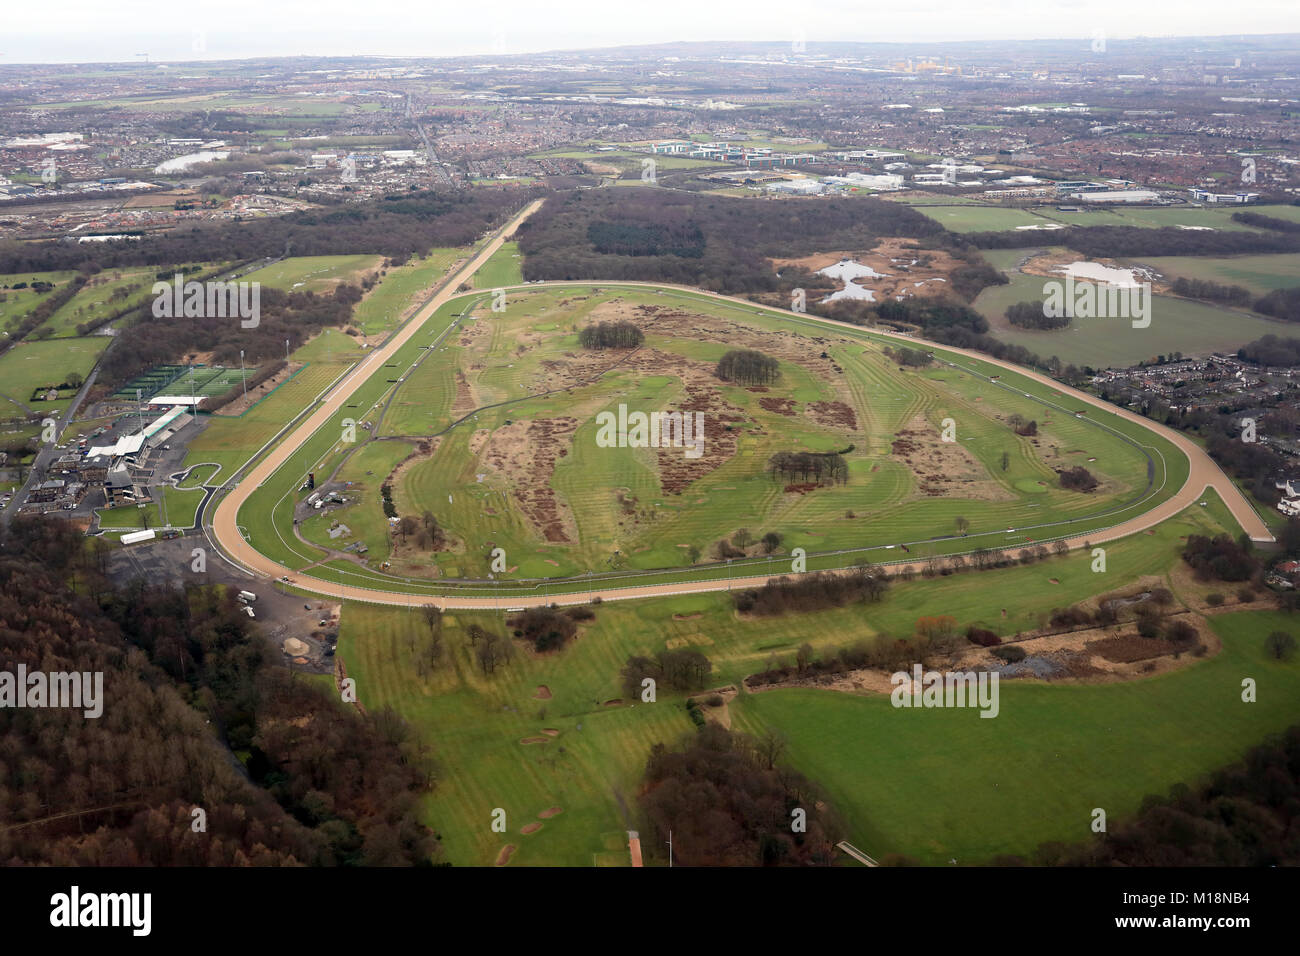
[1000,451,1010,472]
[396,515,418,543]
[1266,630,1296,661]
[955,515,969,536]
[685,544,701,565]
[761,531,783,554]
[732,528,754,550]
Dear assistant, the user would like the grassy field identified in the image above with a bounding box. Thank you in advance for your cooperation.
[336,487,1300,866]
[1137,253,1300,296]
[0,336,109,414]
[0,271,73,335]
[973,266,1286,368]
[95,485,205,531]
[382,285,1172,579]
[734,607,1300,864]
[915,201,1300,235]
[472,241,524,289]
[242,255,383,293]
[349,247,467,337]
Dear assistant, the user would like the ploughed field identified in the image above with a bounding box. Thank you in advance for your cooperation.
[372,286,1154,581]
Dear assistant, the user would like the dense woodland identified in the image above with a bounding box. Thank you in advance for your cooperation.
[1238,334,1300,366]
[637,724,841,866]
[102,282,363,385]
[0,188,531,274]
[0,518,439,866]
[517,187,956,294]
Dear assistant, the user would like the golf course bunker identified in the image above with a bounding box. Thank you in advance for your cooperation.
[538,806,563,818]
[520,736,549,745]
[495,845,515,866]
[521,823,543,835]
[533,685,552,699]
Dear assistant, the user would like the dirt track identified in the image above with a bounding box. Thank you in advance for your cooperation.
[209,250,1274,611]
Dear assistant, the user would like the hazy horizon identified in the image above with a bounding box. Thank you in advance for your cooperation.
[4,0,1299,66]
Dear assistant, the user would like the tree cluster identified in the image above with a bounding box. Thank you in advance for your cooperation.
[577,320,644,349]
[768,451,848,486]
[1181,534,1260,583]
[716,348,780,385]
[638,725,841,866]
[1006,299,1071,330]
[733,566,889,616]
[620,648,713,698]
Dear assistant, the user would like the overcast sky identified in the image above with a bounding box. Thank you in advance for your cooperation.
[4,1,1299,64]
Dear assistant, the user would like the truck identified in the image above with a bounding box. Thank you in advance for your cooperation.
[242,606,256,618]
[237,590,257,604]
[120,529,157,546]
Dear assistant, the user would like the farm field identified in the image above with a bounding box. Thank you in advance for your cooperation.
[0,336,109,414]
[336,488,1299,866]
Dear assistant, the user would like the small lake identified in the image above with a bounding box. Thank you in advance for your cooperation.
[818,258,890,303]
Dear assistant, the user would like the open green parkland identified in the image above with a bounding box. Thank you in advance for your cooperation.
[335,485,1300,865]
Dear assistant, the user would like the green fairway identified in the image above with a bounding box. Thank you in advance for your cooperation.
[242,255,382,293]
[349,247,467,337]
[472,241,524,289]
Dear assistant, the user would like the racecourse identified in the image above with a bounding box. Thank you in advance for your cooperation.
[207,205,1273,610]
